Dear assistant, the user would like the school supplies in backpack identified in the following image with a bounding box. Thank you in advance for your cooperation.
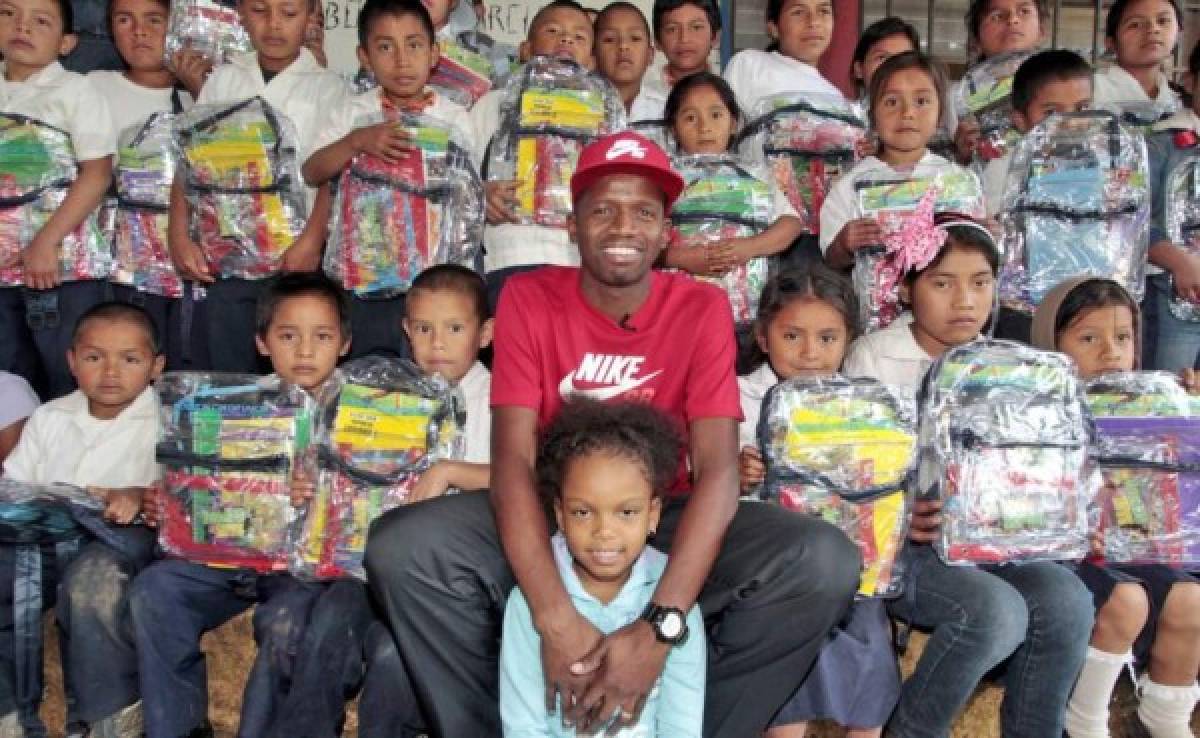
[953,50,1032,165]
[325,114,483,298]
[1164,148,1200,322]
[737,93,866,236]
[998,111,1150,314]
[163,0,252,72]
[669,154,775,322]
[430,35,499,107]
[156,373,316,572]
[916,340,1093,565]
[112,112,184,298]
[486,56,626,228]
[293,357,464,580]
[851,162,985,332]
[1087,372,1200,567]
[173,97,307,280]
[0,113,113,287]
[758,376,917,597]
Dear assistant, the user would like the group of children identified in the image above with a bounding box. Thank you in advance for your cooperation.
[2,0,1200,734]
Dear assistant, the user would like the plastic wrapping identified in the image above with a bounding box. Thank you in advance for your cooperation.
[173,97,307,280]
[155,373,315,572]
[486,56,626,228]
[293,358,464,580]
[917,340,1092,565]
[1095,96,1177,132]
[952,51,1032,165]
[112,112,183,298]
[0,480,102,545]
[430,36,498,107]
[1087,372,1200,566]
[1164,149,1200,321]
[325,114,483,298]
[668,155,774,322]
[850,163,985,332]
[163,0,252,71]
[0,113,112,287]
[737,93,866,235]
[758,376,917,597]
[998,111,1150,314]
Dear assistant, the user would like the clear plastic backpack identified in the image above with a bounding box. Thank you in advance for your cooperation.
[173,97,308,280]
[916,340,1093,565]
[758,376,917,598]
[112,112,183,298]
[1164,148,1200,321]
[292,357,464,580]
[736,92,866,235]
[998,111,1150,314]
[485,56,626,228]
[0,113,112,287]
[1087,372,1200,567]
[163,0,252,73]
[430,32,510,107]
[850,162,985,333]
[155,373,316,572]
[669,154,776,323]
[325,114,483,298]
[952,50,1033,167]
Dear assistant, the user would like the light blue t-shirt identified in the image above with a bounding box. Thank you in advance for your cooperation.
[499,534,706,737]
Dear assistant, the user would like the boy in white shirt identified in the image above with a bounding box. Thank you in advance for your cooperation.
[167,0,348,374]
[647,0,720,98]
[2,302,163,738]
[0,0,115,399]
[302,0,475,360]
[594,3,665,124]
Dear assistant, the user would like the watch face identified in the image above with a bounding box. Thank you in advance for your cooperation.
[660,611,684,639]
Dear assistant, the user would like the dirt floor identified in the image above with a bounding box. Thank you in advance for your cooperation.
[35,614,1200,737]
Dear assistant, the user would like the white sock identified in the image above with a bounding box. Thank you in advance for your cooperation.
[1137,676,1199,738]
[1065,647,1130,738]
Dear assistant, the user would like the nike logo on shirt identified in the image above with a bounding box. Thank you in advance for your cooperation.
[558,353,663,401]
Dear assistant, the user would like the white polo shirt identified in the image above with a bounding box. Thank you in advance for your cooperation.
[457,360,492,464]
[737,362,778,449]
[87,71,193,141]
[842,313,937,391]
[0,61,114,161]
[722,49,844,121]
[3,386,161,488]
[314,86,475,155]
[1093,63,1180,112]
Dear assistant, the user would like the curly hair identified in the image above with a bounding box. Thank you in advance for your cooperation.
[538,398,684,502]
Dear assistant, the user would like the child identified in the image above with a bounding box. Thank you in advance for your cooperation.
[130,273,350,738]
[648,0,719,96]
[0,0,115,398]
[301,0,475,360]
[843,214,1095,737]
[1143,39,1200,372]
[821,51,962,270]
[1092,0,1181,112]
[466,0,597,305]
[1030,277,1200,738]
[722,0,842,118]
[980,49,1093,216]
[850,17,919,100]
[736,265,898,738]
[660,72,802,291]
[166,0,348,374]
[953,0,1046,163]
[3,302,163,738]
[90,0,195,372]
[266,264,493,738]
[0,372,37,462]
[498,397,706,737]
[594,2,663,123]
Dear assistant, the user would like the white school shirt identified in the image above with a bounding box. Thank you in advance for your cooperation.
[313,86,475,155]
[629,84,668,123]
[457,360,492,464]
[1092,63,1181,112]
[842,313,936,390]
[818,151,953,254]
[87,71,193,141]
[737,363,778,448]
[3,386,160,487]
[0,372,38,432]
[722,49,844,121]
[0,61,115,160]
[469,88,576,271]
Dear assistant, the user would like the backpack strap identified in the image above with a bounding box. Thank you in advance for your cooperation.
[12,540,78,738]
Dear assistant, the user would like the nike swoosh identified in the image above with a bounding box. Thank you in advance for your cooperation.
[558,369,663,400]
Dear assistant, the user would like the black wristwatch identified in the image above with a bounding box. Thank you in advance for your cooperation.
[640,603,689,646]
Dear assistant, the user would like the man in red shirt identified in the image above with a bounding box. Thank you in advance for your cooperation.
[365,132,859,737]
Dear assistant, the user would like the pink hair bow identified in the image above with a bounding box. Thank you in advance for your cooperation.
[880,186,946,274]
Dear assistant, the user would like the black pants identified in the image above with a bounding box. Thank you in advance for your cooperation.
[364,492,860,738]
[204,278,269,374]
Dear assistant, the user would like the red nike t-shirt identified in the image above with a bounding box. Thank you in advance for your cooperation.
[491,266,743,496]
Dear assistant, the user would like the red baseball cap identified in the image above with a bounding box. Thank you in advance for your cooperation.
[570,131,686,210]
